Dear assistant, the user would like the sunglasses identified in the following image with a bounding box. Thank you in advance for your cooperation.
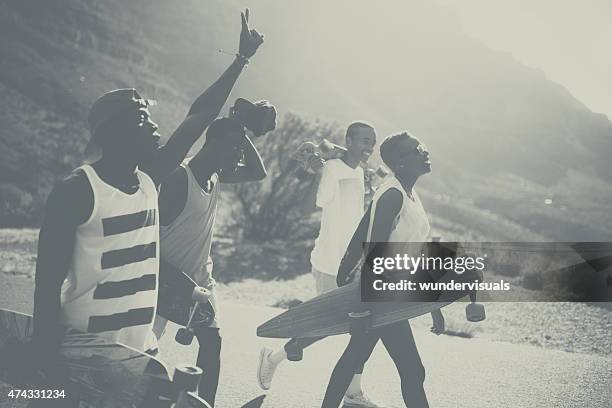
[135,110,150,128]
[129,94,157,127]
[414,143,428,156]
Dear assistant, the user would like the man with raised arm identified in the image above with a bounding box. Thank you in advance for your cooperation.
[30,9,263,406]
[154,97,276,407]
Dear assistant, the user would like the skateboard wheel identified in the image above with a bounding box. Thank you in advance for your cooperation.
[174,364,202,392]
[175,328,195,345]
[286,347,304,362]
[466,303,486,322]
[285,339,305,361]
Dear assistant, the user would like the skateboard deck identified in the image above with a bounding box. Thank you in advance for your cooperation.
[257,269,482,339]
[258,242,612,339]
[0,309,209,408]
[291,139,346,177]
[157,262,216,328]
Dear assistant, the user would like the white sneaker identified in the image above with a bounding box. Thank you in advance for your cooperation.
[257,346,279,390]
[343,392,383,408]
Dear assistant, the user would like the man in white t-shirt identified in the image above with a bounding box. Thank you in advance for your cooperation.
[257,122,378,407]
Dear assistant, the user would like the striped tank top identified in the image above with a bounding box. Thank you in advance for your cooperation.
[60,165,159,351]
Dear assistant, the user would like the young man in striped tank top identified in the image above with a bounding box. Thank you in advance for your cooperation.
[29,10,264,405]
[155,107,274,406]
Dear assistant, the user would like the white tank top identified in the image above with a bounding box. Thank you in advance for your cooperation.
[60,165,159,351]
[367,175,430,243]
[160,163,219,287]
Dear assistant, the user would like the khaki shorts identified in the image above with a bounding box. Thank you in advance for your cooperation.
[312,267,338,295]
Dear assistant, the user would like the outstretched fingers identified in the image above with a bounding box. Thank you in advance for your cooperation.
[241,8,250,32]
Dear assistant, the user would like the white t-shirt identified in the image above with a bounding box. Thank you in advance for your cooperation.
[310,159,365,276]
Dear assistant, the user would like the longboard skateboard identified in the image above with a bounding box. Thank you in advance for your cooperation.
[257,281,473,339]
[258,242,612,339]
[157,262,216,345]
[290,139,388,197]
[0,309,211,408]
[290,139,347,180]
[257,265,484,339]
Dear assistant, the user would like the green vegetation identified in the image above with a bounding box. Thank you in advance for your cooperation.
[1,0,611,245]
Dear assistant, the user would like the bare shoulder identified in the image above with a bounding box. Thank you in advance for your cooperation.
[378,187,403,203]
[375,188,403,214]
[159,166,188,226]
[45,169,94,226]
[159,166,188,199]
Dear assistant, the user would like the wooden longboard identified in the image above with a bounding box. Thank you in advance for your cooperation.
[157,262,216,328]
[0,309,209,408]
[257,272,479,339]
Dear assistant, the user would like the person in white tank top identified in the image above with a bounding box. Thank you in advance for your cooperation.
[321,131,442,408]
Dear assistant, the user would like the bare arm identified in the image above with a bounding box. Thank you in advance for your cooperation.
[143,60,244,185]
[336,187,445,330]
[158,167,188,227]
[219,136,267,183]
[337,188,403,286]
[142,10,264,184]
[32,174,93,365]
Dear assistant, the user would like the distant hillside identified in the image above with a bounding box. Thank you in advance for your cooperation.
[0,0,196,225]
[155,0,612,186]
[1,0,611,240]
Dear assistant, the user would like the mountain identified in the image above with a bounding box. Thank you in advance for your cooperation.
[1,0,611,240]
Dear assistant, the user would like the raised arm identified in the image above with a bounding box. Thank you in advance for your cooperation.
[144,9,264,184]
[32,174,93,366]
[219,135,267,183]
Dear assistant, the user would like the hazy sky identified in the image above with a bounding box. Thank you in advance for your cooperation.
[435,0,612,118]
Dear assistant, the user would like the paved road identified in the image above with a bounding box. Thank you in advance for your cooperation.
[159,303,611,408]
[1,275,610,407]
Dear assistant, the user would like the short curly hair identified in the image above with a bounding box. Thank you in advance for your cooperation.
[345,121,375,142]
[379,131,414,170]
[205,117,245,144]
